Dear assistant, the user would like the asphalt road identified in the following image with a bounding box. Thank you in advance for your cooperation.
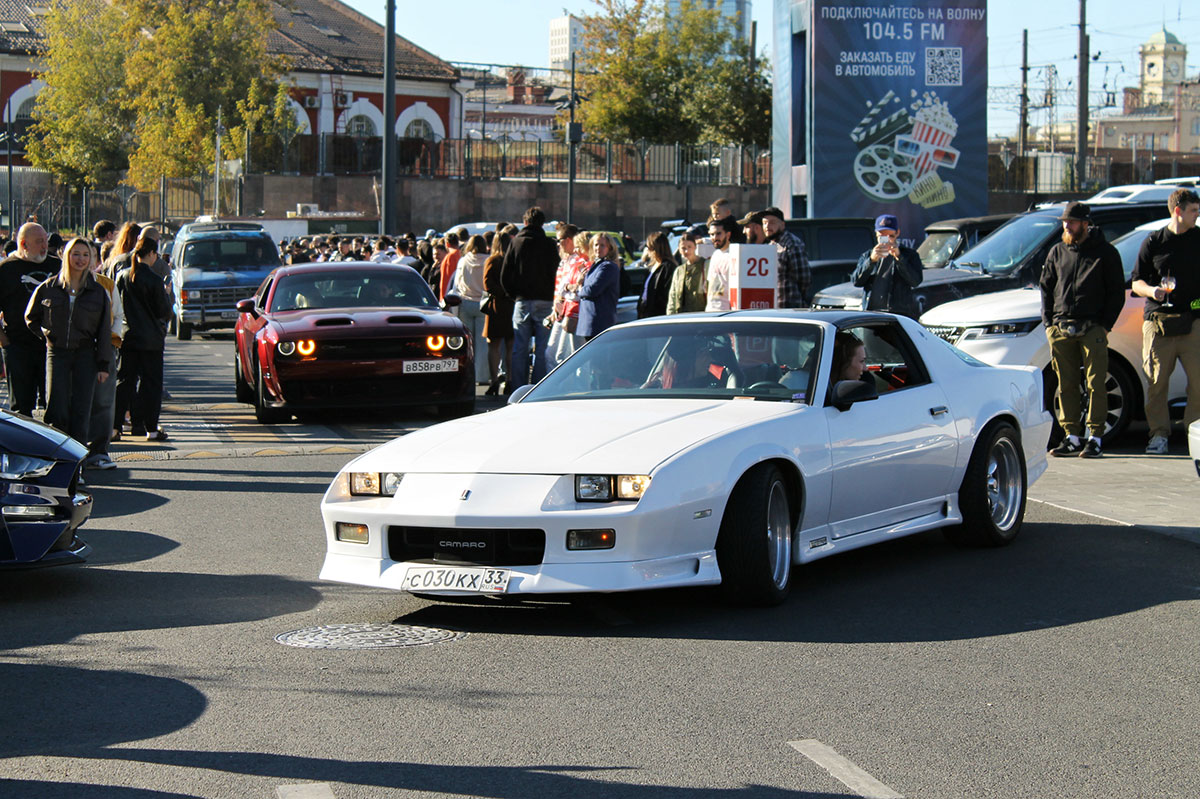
[2,337,1199,798]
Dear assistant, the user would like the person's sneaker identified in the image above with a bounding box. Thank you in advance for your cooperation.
[1080,438,1102,458]
[146,429,168,442]
[1145,435,1169,455]
[1051,437,1083,457]
[83,453,104,470]
[91,454,117,470]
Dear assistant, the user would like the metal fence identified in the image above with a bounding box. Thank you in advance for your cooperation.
[248,133,771,187]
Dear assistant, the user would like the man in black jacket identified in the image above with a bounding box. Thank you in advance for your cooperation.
[1039,202,1126,458]
[0,223,58,414]
[852,214,923,318]
[499,206,558,389]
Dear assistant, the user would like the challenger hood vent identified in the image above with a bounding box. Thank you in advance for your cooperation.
[313,317,354,327]
[387,315,425,324]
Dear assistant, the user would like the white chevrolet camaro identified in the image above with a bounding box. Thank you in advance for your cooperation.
[320,311,1052,606]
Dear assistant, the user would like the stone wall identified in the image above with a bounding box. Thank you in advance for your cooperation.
[242,174,770,238]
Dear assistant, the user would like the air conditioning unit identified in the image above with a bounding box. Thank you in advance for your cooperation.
[334,92,351,107]
[296,203,319,216]
[303,95,320,109]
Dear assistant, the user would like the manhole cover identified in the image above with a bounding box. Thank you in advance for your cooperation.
[275,622,466,650]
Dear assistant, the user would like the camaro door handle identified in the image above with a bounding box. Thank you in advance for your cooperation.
[929,406,949,416]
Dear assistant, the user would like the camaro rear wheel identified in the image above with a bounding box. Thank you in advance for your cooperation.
[945,422,1026,547]
[254,366,290,424]
[716,463,793,606]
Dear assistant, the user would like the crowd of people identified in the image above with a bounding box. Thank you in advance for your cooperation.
[0,219,171,471]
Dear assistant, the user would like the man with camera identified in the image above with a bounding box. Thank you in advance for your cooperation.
[1040,201,1125,458]
[851,214,923,318]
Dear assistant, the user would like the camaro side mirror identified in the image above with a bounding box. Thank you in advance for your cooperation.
[441,294,462,309]
[508,384,534,404]
[235,298,257,317]
[832,378,878,412]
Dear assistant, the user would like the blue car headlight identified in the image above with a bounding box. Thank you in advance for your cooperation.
[0,453,55,480]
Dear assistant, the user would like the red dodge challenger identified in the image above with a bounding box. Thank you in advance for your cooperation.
[234,262,475,423]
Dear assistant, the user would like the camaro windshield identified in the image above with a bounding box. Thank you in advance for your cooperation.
[271,271,439,311]
[524,321,822,403]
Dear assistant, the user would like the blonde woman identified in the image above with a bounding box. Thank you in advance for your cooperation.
[454,234,491,382]
[24,237,113,442]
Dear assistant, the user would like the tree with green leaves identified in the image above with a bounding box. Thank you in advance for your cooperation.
[27,0,292,191]
[574,0,770,146]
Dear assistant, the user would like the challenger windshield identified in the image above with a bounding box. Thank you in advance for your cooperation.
[523,321,822,403]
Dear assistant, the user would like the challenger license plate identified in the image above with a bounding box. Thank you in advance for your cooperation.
[403,359,458,374]
[402,565,510,593]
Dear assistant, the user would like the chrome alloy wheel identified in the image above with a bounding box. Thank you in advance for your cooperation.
[986,436,1023,531]
[765,479,792,589]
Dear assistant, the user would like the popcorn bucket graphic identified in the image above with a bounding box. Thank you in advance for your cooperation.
[909,118,957,176]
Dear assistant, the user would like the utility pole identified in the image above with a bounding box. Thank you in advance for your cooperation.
[214,105,224,217]
[567,52,579,225]
[1018,30,1029,159]
[381,0,396,235]
[1075,0,1089,190]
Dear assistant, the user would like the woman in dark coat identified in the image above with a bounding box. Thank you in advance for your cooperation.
[114,237,171,441]
[25,237,113,442]
[578,233,621,340]
[482,232,514,395]
[636,231,677,319]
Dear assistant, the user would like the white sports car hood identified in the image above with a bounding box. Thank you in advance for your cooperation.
[920,287,1041,326]
[350,398,801,476]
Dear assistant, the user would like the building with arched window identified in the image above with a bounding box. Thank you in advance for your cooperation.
[0,0,465,165]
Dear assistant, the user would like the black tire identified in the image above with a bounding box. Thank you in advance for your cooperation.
[254,366,290,424]
[234,354,253,403]
[944,422,1026,547]
[436,399,476,420]
[715,463,794,606]
[176,319,192,341]
[1044,357,1137,447]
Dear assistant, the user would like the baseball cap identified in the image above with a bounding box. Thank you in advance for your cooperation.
[1058,201,1090,221]
[761,207,786,222]
[874,214,899,232]
[737,210,764,226]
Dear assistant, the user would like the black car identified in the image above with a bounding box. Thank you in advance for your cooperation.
[813,201,1169,315]
[784,216,877,297]
[916,213,1016,269]
[0,410,93,567]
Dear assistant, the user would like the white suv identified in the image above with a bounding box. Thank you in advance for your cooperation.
[920,218,1187,441]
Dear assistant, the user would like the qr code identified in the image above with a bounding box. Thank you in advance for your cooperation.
[926,47,962,86]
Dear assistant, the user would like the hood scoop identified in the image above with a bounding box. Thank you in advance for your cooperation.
[387,315,425,324]
[313,317,354,327]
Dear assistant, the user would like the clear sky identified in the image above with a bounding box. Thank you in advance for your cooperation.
[345,0,1199,138]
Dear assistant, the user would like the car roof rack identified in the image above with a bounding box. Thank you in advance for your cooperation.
[185,221,265,233]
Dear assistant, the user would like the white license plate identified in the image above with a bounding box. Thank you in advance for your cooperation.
[220,310,239,320]
[402,565,510,593]
[403,359,458,374]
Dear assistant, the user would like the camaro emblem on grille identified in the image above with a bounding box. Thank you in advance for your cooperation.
[460,490,471,501]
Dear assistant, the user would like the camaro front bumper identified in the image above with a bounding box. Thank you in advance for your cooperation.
[319,472,725,595]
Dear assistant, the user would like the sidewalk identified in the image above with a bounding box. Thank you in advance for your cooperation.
[1030,444,1200,545]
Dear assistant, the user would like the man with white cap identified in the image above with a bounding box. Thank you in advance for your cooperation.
[852,214,923,318]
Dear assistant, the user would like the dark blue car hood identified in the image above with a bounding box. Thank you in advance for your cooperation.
[0,411,88,460]
[178,269,272,287]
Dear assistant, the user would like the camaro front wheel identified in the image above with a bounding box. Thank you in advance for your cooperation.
[716,463,793,606]
[945,421,1026,547]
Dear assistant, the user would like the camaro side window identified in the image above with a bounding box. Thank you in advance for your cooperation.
[841,324,930,394]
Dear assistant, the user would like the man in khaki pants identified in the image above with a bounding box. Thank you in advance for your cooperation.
[1039,201,1126,458]
[1131,188,1200,454]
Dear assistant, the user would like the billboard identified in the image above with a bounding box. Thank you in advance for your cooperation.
[780,1,988,242]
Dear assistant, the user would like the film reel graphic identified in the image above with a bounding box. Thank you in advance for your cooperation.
[853,144,917,201]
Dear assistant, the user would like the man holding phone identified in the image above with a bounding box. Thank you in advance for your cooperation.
[852,214,923,318]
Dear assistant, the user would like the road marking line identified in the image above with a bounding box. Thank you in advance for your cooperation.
[788,739,903,799]
[276,783,336,799]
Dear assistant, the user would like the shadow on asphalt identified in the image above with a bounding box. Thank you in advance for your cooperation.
[72,528,179,566]
[0,781,200,798]
[0,568,321,651]
[69,748,857,799]
[394,520,1200,643]
[0,663,206,759]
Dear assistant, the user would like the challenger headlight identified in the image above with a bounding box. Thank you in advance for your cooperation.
[446,335,465,351]
[960,320,1041,339]
[349,472,404,496]
[278,341,296,356]
[0,453,55,480]
[575,474,651,502]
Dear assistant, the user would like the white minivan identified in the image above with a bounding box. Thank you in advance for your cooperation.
[920,218,1187,441]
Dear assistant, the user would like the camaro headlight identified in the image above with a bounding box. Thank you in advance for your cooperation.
[960,320,1041,339]
[575,474,651,502]
[0,453,55,480]
[349,472,403,496]
[446,335,465,350]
